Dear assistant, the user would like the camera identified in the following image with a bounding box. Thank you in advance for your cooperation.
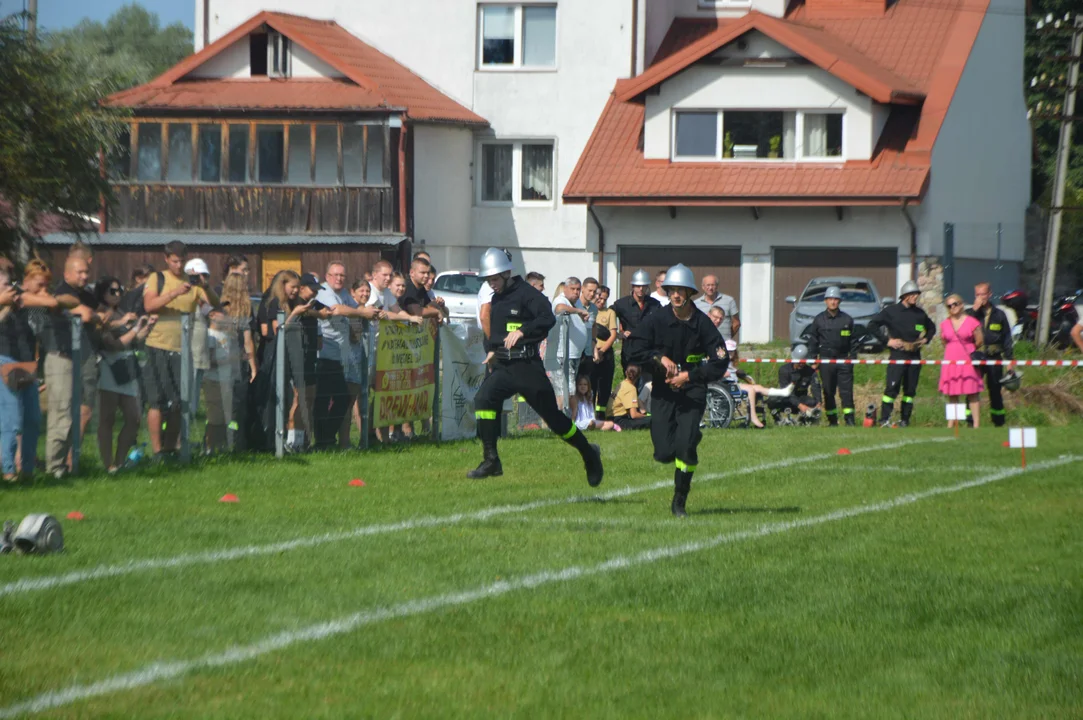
[187,274,202,285]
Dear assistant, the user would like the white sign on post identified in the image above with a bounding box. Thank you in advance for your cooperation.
[1008,428,1037,448]
[945,404,968,421]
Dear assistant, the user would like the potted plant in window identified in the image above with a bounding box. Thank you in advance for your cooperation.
[768,135,781,159]
[723,132,733,159]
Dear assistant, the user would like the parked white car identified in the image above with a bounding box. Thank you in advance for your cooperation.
[432,270,485,321]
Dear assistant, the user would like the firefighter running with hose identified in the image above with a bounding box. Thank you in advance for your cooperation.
[807,285,856,426]
[626,264,728,517]
[467,248,604,485]
[867,280,935,427]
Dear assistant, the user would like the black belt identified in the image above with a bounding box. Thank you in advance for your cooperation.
[491,344,539,361]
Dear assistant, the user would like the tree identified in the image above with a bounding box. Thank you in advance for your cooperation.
[0,16,127,254]
[46,3,193,93]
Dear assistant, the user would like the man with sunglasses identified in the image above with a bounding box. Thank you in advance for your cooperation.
[867,281,935,427]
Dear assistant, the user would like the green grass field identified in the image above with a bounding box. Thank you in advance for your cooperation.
[1,427,1081,718]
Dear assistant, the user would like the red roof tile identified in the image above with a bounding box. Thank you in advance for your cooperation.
[107,12,486,126]
[565,0,989,206]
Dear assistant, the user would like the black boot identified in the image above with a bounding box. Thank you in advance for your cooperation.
[671,469,692,517]
[467,443,503,478]
[828,414,839,427]
[844,413,856,427]
[563,427,603,487]
[467,419,503,478]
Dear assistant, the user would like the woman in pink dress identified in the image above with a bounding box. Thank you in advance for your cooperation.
[939,294,985,428]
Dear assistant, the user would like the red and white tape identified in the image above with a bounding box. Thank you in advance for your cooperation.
[737,358,1083,367]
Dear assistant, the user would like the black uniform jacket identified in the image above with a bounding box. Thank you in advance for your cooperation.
[487,276,556,353]
[966,304,1014,358]
[612,294,661,336]
[867,302,936,357]
[779,363,822,405]
[807,309,856,359]
[626,304,729,403]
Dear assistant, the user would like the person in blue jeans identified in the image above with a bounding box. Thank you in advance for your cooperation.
[0,266,44,480]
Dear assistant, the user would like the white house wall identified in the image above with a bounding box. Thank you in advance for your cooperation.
[643,66,874,160]
[915,0,1029,270]
[413,125,473,259]
[291,44,345,78]
[594,205,912,343]
[187,36,250,78]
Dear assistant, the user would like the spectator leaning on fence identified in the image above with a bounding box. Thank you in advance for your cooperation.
[41,255,98,476]
[218,274,259,451]
[142,240,219,460]
[95,276,153,472]
[343,279,382,448]
[591,285,618,420]
[694,275,740,341]
[313,261,355,450]
[402,258,445,322]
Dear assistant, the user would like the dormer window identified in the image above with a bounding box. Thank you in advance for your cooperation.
[250,30,289,77]
[672,109,844,161]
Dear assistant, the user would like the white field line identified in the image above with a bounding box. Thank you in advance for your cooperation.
[0,455,1074,720]
[0,438,949,598]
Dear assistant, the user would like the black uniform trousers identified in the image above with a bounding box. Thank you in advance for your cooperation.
[473,357,574,442]
[819,363,855,418]
[590,350,615,420]
[649,387,706,470]
[881,359,921,423]
[313,359,348,448]
[979,363,1006,426]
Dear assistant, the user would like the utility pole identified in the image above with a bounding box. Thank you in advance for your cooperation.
[26,0,36,36]
[13,0,39,266]
[1037,13,1082,345]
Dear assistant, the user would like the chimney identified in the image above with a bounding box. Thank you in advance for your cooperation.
[803,0,887,18]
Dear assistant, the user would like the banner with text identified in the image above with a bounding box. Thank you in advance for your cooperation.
[373,321,436,425]
[440,321,489,441]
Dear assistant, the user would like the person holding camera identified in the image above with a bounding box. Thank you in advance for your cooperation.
[0,266,48,480]
[95,276,154,472]
[142,240,218,460]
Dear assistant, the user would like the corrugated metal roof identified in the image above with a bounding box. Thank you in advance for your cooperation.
[41,232,406,246]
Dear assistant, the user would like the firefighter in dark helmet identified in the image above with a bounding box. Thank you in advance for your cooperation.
[626,264,728,517]
[467,248,604,486]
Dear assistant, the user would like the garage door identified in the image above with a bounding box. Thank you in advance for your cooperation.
[619,246,741,303]
[772,248,898,341]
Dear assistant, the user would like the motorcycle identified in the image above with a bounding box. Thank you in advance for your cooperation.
[1000,288,1081,347]
[1000,289,1036,342]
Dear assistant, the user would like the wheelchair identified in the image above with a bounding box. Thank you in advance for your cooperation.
[705,381,764,429]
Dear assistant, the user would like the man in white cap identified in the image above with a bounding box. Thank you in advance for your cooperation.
[626,264,728,517]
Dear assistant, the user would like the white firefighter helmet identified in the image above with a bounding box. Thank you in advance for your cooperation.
[13,514,64,554]
[478,248,513,278]
[824,286,842,300]
[999,369,1023,391]
[791,344,810,361]
[899,280,920,298]
[630,268,652,287]
[661,264,698,297]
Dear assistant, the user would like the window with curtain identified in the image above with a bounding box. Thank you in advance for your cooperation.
[522,6,556,67]
[136,123,162,181]
[482,144,513,203]
[521,144,553,202]
[167,125,193,182]
[256,125,285,183]
[228,125,249,183]
[288,124,313,185]
[199,125,221,182]
[481,5,515,65]
[674,112,717,158]
[479,4,556,68]
[803,113,843,158]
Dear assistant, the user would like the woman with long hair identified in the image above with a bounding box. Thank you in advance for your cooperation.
[205,274,258,452]
[570,375,617,432]
[94,276,153,472]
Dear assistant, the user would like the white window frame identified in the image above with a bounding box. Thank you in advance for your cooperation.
[476,139,556,207]
[476,3,558,71]
[268,30,290,78]
[670,109,846,162]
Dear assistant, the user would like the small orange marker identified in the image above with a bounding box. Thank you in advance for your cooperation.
[219,494,239,503]
[837,448,851,455]
[349,479,365,487]
[66,511,85,521]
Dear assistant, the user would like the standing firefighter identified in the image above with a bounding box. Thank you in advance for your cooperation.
[468,248,604,485]
[967,282,1015,427]
[612,269,661,374]
[867,281,935,427]
[627,264,728,517]
[807,286,856,426]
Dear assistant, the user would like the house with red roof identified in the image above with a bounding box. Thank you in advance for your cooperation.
[565,0,1029,341]
[44,11,488,288]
